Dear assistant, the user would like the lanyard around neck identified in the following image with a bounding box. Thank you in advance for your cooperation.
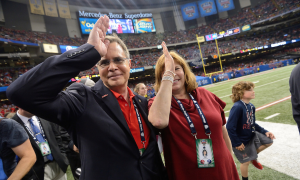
[132,100,146,148]
[174,93,211,139]
[24,117,47,143]
[240,100,255,132]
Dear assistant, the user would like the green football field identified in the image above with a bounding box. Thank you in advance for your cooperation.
[66,65,298,180]
[205,65,296,126]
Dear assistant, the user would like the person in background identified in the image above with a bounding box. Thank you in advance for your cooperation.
[0,118,36,180]
[134,83,148,98]
[148,86,156,98]
[148,42,239,180]
[226,81,275,180]
[11,109,68,180]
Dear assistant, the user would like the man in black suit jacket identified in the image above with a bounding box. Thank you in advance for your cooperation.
[11,109,68,180]
[7,16,166,180]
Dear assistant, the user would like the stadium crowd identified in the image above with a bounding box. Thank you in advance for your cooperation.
[0,44,297,88]
[78,24,300,77]
[0,0,299,49]
[2,22,299,80]
[0,103,17,117]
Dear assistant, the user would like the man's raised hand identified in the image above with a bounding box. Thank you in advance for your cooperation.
[87,15,110,57]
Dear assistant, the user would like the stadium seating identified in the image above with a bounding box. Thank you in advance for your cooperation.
[0,0,299,88]
[0,0,299,47]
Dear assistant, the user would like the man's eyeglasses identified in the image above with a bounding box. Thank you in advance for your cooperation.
[97,57,130,68]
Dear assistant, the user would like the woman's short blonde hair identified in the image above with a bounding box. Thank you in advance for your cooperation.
[154,51,198,93]
[134,83,146,93]
[230,81,255,103]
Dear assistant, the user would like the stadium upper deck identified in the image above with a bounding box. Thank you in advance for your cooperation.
[0,0,299,48]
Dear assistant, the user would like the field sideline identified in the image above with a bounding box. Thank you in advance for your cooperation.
[204,65,296,126]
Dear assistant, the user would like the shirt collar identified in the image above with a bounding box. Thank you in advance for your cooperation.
[110,87,135,99]
[17,111,36,124]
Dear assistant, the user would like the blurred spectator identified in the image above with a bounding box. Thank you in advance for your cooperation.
[0,118,36,179]
[134,83,148,98]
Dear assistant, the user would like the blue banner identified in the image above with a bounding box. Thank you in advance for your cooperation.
[79,17,97,35]
[59,45,79,53]
[181,2,200,21]
[198,0,218,17]
[79,18,135,34]
[133,18,156,33]
[216,0,235,13]
[130,67,144,73]
[0,38,38,46]
[0,87,7,92]
[196,76,211,86]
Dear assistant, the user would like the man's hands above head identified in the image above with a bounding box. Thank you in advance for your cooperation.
[87,15,110,57]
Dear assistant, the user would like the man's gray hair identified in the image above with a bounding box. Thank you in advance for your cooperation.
[105,34,130,58]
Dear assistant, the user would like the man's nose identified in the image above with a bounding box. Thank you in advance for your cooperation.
[108,61,118,71]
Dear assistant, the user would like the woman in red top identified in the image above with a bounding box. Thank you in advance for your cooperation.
[148,42,239,180]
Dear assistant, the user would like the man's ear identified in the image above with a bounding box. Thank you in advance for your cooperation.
[128,59,131,68]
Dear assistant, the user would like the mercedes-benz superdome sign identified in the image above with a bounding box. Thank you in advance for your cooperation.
[78,11,154,35]
[78,11,152,19]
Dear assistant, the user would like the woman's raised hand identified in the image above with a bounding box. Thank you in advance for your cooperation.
[162,41,175,74]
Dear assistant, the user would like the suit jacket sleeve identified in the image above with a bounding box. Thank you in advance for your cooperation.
[7,43,101,127]
[290,63,300,132]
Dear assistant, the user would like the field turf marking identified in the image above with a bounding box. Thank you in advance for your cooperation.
[254,77,289,88]
[219,77,289,99]
[204,65,294,89]
[225,96,291,114]
[211,72,290,94]
[220,94,232,98]
[256,96,291,111]
[264,113,280,120]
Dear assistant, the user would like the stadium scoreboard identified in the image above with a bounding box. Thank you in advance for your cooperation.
[77,11,156,35]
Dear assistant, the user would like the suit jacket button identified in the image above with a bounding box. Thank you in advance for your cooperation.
[140,161,143,164]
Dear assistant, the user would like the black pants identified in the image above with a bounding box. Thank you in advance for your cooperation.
[67,151,81,180]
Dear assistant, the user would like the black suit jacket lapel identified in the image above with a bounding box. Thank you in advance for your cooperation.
[92,80,134,140]
[12,114,40,150]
